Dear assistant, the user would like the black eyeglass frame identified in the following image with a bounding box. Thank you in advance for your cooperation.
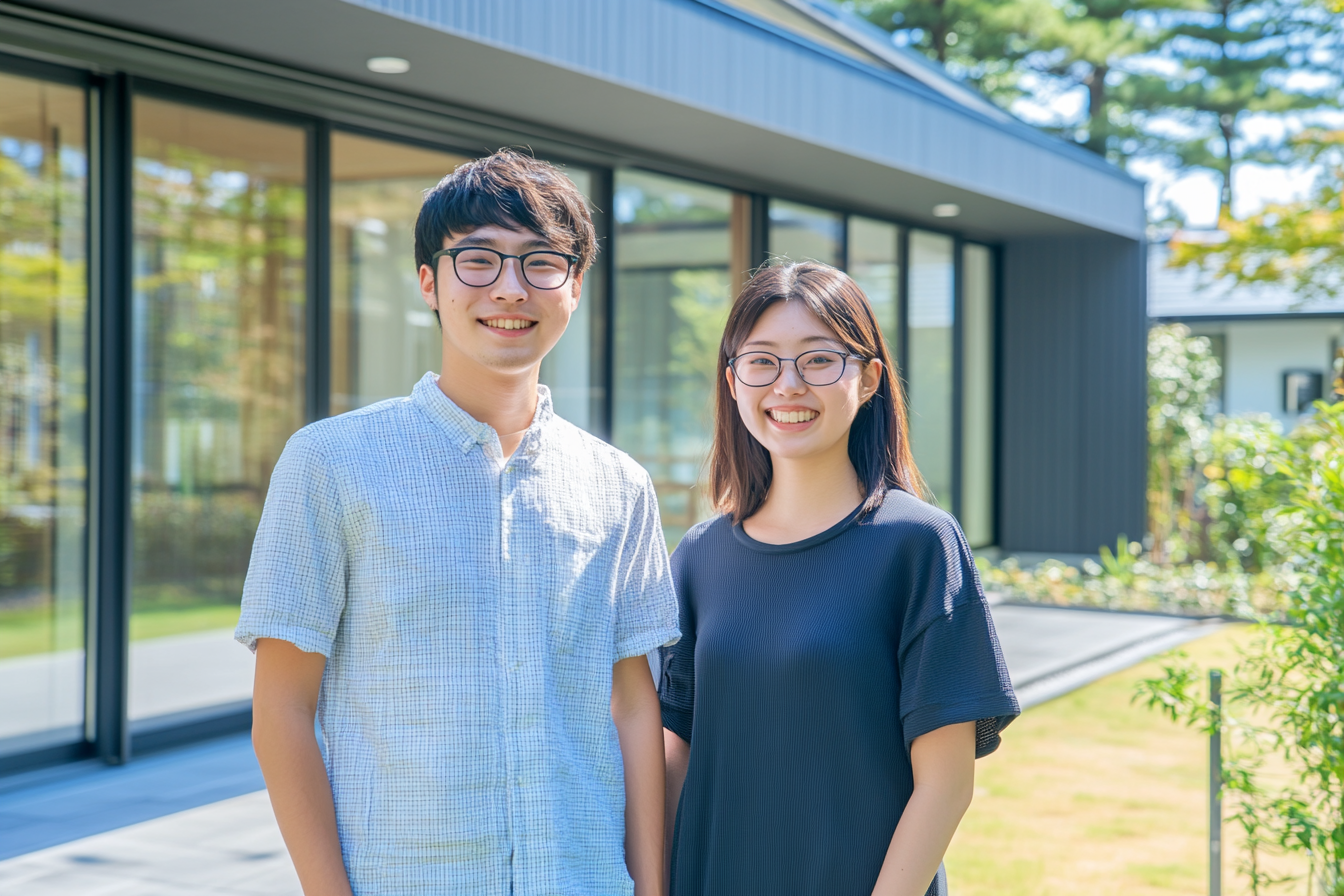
[728,350,870,387]
[430,246,581,290]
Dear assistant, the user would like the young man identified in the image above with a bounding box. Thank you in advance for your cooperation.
[236,150,679,896]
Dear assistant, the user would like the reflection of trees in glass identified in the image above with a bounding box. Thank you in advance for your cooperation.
[131,119,305,631]
[0,80,87,663]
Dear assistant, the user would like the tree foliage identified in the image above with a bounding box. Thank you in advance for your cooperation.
[1170,128,1344,306]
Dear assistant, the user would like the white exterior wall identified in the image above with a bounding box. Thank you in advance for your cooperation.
[1188,319,1344,431]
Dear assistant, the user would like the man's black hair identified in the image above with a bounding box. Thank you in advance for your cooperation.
[414,149,596,284]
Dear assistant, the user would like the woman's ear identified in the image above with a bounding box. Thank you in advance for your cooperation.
[860,358,883,403]
[725,365,738,401]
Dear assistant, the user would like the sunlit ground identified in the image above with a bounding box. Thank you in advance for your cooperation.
[947,625,1308,896]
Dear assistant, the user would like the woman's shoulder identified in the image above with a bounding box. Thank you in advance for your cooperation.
[867,489,962,536]
[671,513,733,561]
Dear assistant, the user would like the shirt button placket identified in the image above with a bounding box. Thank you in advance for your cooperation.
[499,459,523,886]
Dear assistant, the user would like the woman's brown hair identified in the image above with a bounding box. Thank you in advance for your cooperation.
[709,261,928,522]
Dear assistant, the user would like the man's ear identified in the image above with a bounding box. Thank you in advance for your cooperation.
[418,264,439,312]
[569,270,585,309]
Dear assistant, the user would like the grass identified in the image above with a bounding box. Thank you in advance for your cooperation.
[946,625,1309,896]
[0,602,240,660]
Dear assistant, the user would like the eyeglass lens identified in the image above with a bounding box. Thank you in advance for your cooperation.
[453,248,572,290]
[733,350,850,387]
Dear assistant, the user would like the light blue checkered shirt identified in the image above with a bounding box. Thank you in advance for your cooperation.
[236,373,680,896]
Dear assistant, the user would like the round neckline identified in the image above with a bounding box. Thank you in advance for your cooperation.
[731,501,867,554]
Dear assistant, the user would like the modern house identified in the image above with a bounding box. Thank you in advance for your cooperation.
[1150,238,1344,432]
[0,0,1147,772]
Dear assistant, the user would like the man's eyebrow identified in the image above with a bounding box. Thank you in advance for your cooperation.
[450,235,555,251]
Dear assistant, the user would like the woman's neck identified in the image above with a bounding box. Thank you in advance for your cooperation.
[742,439,865,545]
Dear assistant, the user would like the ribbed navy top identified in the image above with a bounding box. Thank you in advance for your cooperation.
[659,489,1019,896]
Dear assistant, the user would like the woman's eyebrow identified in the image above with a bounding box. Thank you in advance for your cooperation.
[741,335,843,348]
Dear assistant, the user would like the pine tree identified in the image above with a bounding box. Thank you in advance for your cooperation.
[1121,0,1340,219]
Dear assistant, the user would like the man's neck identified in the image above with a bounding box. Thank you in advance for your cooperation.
[437,351,540,459]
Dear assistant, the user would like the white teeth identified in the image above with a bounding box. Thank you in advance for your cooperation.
[485,319,533,330]
[769,409,818,424]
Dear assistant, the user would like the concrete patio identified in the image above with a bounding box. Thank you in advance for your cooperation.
[0,603,1221,895]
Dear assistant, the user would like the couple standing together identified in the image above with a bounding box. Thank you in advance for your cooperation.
[236,150,1019,896]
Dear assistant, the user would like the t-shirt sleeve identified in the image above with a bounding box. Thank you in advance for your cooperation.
[658,543,696,743]
[898,519,1019,758]
[612,472,681,663]
[234,430,348,657]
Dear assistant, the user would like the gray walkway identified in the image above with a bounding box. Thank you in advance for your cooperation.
[0,603,1219,894]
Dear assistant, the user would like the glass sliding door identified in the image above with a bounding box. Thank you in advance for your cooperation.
[847,216,900,362]
[129,96,307,725]
[907,230,955,507]
[961,244,995,547]
[768,199,842,266]
[0,72,88,755]
[612,170,740,543]
[330,133,468,415]
[331,134,598,430]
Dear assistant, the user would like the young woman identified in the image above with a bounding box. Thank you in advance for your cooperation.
[660,262,1019,896]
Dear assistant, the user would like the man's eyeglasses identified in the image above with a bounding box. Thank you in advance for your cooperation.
[729,350,866,387]
[431,246,579,291]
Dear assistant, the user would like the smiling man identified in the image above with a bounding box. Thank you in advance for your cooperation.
[236,150,679,896]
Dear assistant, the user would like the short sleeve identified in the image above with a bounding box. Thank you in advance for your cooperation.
[898,521,1019,758]
[658,545,696,743]
[234,430,348,657]
[611,472,681,663]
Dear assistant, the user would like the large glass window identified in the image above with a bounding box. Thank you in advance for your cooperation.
[612,170,740,543]
[331,133,598,429]
[330,133,468,415]
[0,73,88,755]
[768,199,843,266]
[129,97,307,725]
[907,230,955,507]
[847,216,900,361]
[961,244,995,547]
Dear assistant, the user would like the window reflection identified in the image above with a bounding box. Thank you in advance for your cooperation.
[907,230,955,507]
[612,170,740,543]
[0,73,88,754]
[129,97,307,723]
[847,216,900,363]
[962,244,994,547]
[768,199,842,266]
[330,134,466,415]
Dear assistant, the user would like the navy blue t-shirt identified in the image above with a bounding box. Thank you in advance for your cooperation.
[660,490,1019,896]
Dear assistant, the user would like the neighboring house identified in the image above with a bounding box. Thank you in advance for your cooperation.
[0,0,1147,771]
[1150,239,1344,432]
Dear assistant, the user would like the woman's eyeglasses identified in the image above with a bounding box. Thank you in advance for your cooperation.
[729,350,866,387]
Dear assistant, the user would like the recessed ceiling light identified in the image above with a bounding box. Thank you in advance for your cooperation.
[932,203,961,218]
[367,56,410,74]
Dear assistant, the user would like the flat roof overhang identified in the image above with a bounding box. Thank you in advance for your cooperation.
[6,0,1146,242]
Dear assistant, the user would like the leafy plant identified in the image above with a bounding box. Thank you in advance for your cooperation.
[1137,399,1344,895]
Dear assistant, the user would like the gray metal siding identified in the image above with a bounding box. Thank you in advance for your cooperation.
[343,0,1146,239]
[999,237,1147,553]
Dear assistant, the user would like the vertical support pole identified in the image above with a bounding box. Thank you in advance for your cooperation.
[1210,669,1223,896]
[91,72,133,766]
[592,166,615,443]
[307,119,331,425]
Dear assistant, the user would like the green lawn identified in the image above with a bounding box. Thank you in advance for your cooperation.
[946,625,1308,896]
[1,602,240,659]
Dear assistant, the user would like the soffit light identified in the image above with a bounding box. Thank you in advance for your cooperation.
[932,203,961,218]
[367,56,410,74]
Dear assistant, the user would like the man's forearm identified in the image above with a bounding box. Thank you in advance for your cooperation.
[613,658,666,896]
[253,706,353,896]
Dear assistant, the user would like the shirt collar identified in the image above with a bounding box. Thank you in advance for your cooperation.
[411,372,554,458]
